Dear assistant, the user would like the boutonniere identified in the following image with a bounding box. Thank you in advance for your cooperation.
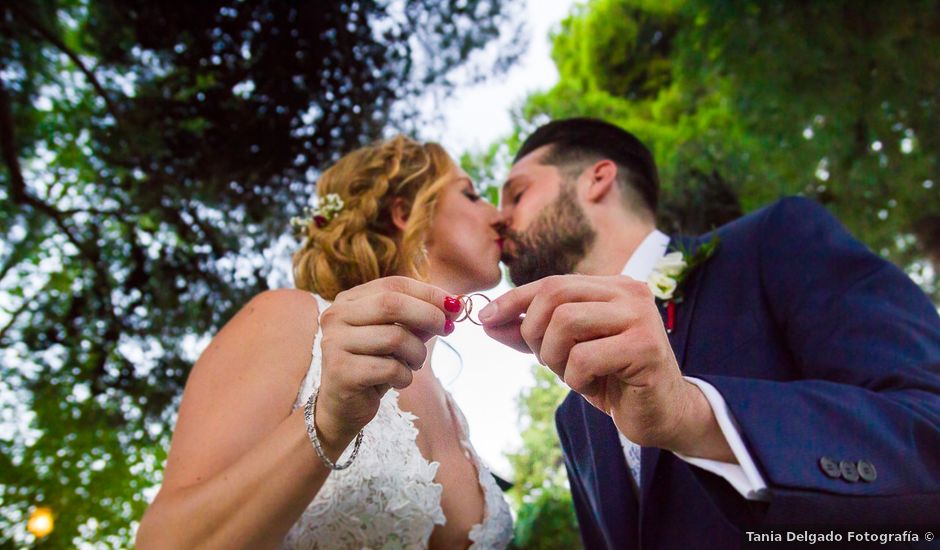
[647,234,719,333]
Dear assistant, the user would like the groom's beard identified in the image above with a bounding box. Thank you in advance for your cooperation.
[501,185,596,286]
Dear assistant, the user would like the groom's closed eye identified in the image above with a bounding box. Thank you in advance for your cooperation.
[501,178,524,207]
[499,180,515,206]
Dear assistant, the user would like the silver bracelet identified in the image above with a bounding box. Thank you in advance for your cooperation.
[303,385,364,470]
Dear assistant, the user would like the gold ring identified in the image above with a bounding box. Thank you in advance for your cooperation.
[455,293,491,326]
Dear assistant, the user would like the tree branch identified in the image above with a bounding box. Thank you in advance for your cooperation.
[2,75,111,274]
[0,298,30,349]
[0,220,40,285]
[0,77,27,202]
[9,2,120,120]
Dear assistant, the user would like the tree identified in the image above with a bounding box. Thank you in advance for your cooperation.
[488,0,939,298]
[505,366,582,550]
[0,1,523,546]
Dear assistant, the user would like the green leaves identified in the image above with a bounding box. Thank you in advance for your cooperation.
[505,366,582,549]
[1,1,524,546]
[478,0,939,300]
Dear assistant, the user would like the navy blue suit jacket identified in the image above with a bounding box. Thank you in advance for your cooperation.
[556,198,940,549]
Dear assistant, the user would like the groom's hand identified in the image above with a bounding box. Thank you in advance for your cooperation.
[480,275,730,460]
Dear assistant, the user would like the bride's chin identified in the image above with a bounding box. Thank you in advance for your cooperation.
[465,266,502,293]
[426,264,499,295]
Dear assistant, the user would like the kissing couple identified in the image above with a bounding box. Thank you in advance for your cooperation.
[137,118,940,549]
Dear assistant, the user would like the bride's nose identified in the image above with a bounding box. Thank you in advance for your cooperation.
[482,200,500,222]
[494,205,513,230]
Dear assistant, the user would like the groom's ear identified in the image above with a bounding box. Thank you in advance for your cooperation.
[584,159,618,203]
[390,197,411,231]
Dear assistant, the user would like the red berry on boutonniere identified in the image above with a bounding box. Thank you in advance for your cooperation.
[647,234,720,334]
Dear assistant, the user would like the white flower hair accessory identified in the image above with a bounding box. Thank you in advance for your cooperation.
[290,193,345,231]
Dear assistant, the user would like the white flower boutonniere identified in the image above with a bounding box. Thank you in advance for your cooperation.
[648,252,686,300]
[647,234,719,332]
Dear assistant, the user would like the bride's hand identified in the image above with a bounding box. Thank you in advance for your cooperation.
[314,276,462,451]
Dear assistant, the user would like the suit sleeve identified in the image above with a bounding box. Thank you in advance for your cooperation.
[555,408,609,549]
[698,197,940,524]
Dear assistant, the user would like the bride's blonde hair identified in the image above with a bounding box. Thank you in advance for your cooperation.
[292,135,455,300]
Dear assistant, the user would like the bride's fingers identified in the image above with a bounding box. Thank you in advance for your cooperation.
[344,324,428,370]
[339,292,452,339]
[350,355,414,391]
[336,276,463,321]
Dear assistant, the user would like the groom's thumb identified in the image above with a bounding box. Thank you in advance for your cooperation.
[482,319,532,355]
[479,280,541,326]
[478,301,497,323]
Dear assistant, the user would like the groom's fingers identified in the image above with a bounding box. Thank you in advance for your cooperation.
[563,333,635,397]
[481,318,532,354]
[538,302,632,376]
[477,277,550,326]
[521,278,624,358]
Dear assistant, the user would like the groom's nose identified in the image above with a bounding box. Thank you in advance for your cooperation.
[495,205,513,228]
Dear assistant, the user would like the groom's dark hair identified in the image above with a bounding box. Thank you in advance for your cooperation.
[514,117,659,214]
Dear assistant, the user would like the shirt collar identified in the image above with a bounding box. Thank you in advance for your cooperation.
[620,229,670,281]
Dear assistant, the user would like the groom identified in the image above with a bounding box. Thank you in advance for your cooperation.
[480,117,940,548]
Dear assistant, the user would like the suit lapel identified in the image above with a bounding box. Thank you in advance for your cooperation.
[642,234,706,506]
[579,399,639,545]
[665,234,705,369]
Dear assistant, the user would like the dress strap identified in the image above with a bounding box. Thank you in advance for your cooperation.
[308,293,330,355]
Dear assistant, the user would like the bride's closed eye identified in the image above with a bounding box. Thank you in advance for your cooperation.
[462,187,482,202]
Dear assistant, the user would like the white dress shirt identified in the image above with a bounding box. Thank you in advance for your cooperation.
[617,229,769,501]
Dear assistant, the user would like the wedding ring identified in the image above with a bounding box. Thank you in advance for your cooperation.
[455,293,491,326]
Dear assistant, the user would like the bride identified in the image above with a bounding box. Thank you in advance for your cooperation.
[136,136,513,549]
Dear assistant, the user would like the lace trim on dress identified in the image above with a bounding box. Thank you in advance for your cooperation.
[444,392,515,549]
[282,294,446,549]
[282,293,512,549]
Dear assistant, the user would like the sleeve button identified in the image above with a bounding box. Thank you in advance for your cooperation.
[819,456,841,479]
[857,460,877,482]
[839,460,859,482]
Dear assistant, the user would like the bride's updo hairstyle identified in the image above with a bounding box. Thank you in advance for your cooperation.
[292,135,455,300]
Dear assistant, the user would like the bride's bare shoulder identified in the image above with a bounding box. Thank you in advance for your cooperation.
[239,288,320,326]
[159,289,322,492]
[190,289,321,380]
[225,288,320,341]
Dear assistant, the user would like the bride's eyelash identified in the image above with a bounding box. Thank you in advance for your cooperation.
[463,190,481,202]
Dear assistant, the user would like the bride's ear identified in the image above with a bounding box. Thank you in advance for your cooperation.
[390,197,411,231]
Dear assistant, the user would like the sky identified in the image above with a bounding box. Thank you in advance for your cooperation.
[416,0,578,477]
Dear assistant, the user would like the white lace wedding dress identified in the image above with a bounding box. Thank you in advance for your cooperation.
[281,295,514,549]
